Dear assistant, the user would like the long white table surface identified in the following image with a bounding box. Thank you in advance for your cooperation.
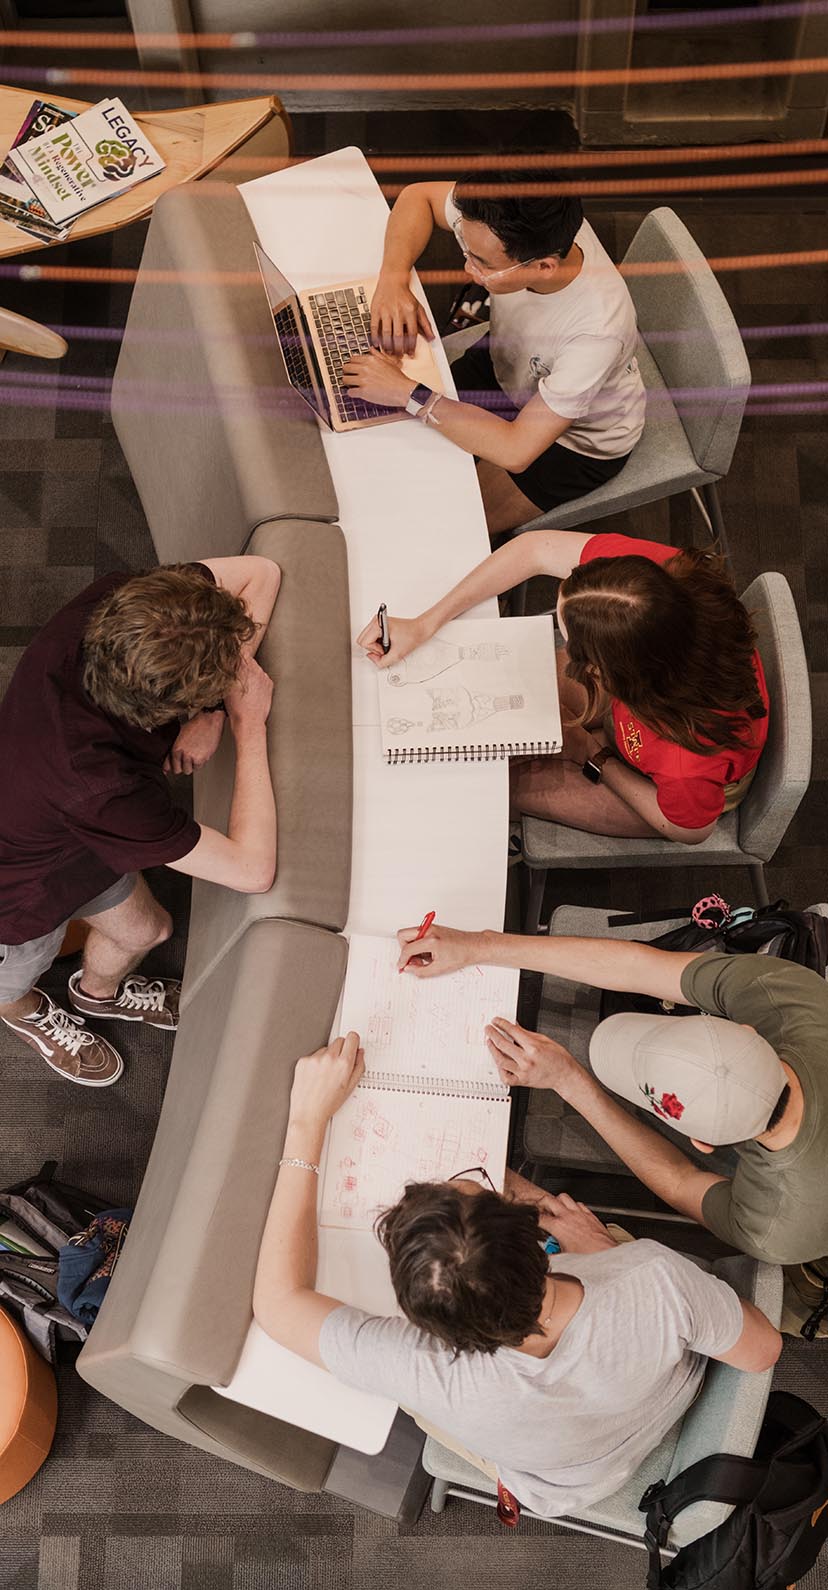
[213,150,510,1454]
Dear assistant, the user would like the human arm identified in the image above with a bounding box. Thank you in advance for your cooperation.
[165,557,282,775]
[356,528,593,667]
[166,653,277,893]
[712,1298,782,1372]
[396,920,704,1006]
[487,1020,727,1227]
[370,181,452,354]
[503,1170,617,1252]
[252,1033,365,1366]
[343,353,573,471]
[564,718,718,846]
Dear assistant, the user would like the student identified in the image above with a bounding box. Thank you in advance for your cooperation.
[0,557,280,1087]
[253,1034,780,1521]
[341,169,646,533]
[395,922,828,1273]
[357,529,769,845]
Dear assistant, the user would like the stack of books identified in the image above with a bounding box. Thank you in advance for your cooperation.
[0,95,165,244]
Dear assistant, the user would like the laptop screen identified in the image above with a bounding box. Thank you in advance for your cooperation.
[253,243,331,428]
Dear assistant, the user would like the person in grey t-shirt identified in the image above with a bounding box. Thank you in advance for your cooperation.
[253,1034,781,1520]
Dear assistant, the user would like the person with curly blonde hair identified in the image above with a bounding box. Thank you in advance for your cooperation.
[0,555,280,1087]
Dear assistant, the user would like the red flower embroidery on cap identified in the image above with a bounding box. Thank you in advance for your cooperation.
[640,1083,685,1121]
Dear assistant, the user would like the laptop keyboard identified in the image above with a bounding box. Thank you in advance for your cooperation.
[308,286,393,425]
[274,302,314,391]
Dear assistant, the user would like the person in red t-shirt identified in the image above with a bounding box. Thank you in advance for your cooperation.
[0,557,281,1088]
[356,529,768,845]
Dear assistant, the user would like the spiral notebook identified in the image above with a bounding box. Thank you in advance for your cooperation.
[377,614,562,765]
[320,935,518,1230]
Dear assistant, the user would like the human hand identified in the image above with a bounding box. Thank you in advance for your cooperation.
[225,653,274,733]
[370,272,435,356]
[397,921,484,976]
[486,1018,580,1093]
[536,1192,617,1254]
[355,612,429,668]
[342,348,416,408]
[561,715,603,767]
[288,1032,365,1128]
[163,710,225,776]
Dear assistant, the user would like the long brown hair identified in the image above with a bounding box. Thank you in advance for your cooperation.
[559,548,767,754]
[376,1182,547,1356]
[83,565,255,729]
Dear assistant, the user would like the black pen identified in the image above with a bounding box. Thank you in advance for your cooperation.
[377,602,391,655]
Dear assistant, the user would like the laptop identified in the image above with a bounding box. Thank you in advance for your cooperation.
[254,243,444,433]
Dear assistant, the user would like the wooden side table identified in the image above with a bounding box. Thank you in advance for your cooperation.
[0,89,291,259]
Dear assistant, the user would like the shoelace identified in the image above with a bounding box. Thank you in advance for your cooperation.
[117,976,168,1013]
[37,1003,93,1056]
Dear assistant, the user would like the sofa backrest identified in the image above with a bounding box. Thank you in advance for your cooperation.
[181,517,353,1008]
[78,917,347,1487]
[111,181,338,564]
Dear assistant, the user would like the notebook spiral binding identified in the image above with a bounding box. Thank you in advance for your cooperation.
[386,741,556,765]
[361,1074,509,1099]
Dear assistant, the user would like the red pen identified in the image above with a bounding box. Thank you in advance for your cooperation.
[399,910,435,972]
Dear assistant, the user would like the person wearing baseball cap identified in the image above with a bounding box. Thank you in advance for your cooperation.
[395,919,828,1284]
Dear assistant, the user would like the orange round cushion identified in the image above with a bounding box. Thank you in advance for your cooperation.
[0,1306,57,1503]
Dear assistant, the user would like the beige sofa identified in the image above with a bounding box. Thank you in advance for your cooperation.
[78,184,428,1519]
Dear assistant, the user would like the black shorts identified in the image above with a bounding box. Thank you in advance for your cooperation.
[450,339,630,514]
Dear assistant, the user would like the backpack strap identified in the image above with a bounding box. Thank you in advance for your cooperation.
[639,1456,767,1590]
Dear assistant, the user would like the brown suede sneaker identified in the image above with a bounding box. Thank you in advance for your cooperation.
[2,990,123,1086]
[67,971,180,1030]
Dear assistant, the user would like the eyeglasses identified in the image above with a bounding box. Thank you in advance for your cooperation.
[452,220,538,284]
[448,1165,497,1193]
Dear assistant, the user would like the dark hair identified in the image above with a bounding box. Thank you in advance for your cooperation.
[559,548,768,755]
[454,165,583,264]
[764,1082,791,1135]
[83,564,255,730]
[375,1181,548,1355]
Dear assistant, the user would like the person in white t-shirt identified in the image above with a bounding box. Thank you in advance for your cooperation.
[253,1034,781,1522]
[341,170,646,534]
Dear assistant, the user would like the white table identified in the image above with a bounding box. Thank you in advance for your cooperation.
[215,149,510,1455]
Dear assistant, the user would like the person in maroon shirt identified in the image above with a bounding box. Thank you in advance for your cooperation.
[0,556,281,1087]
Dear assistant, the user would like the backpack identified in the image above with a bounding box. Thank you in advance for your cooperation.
[0,1159,110,1361]
[598,898,828,1025]
[640,1391,828,1589]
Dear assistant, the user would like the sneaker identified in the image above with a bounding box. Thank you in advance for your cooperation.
[68,971,180,1030]
[781,1262,828,1339]
[2,990,123,1086]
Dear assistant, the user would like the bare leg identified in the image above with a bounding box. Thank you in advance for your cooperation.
[477,459,543,536]
[0,989,41,1020]
[78,875,172,1000]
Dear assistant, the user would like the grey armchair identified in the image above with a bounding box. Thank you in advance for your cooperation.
[422,1254,782,1553]
[520,572,812,936]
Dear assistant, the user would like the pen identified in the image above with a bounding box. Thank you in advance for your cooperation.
[399,909,436,972]
[377,602,391,655]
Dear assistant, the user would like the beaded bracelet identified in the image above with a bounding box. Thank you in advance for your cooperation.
[279,1157,320,1176]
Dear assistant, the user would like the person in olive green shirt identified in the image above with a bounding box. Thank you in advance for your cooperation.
[394,921,828,1272]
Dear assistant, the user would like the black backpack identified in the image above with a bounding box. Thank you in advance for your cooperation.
[640,1391,828,1589]
[599,900,828,1024]
[0,1159,109,1361]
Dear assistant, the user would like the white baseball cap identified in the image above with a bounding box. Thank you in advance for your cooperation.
[589,1012,786,1145]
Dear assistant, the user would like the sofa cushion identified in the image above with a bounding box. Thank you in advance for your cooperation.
[181,518,352,1007]
[78,918,348,1391]
[111,181,338,564]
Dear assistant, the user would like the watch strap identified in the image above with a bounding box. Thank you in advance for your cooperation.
[405,382,433,416]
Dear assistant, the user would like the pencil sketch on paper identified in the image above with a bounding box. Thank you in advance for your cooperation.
[320,1089,504,1231]
[387,685,525,736]
[386,637,510,688]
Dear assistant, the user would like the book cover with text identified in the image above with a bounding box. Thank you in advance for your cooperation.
[8,97,164,224]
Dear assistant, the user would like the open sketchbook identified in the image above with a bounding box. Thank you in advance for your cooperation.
[377,615,562,764]
[320,935,518,1231]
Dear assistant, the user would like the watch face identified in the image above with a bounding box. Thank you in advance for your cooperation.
[582,760,601,784]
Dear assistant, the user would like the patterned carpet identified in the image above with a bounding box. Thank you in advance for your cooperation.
[0,108,827,1590]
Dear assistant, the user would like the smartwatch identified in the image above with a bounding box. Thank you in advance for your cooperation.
[405,382,433,417]
[582,746,615,784]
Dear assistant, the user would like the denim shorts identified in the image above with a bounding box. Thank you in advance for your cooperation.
[0,873,137,1004]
